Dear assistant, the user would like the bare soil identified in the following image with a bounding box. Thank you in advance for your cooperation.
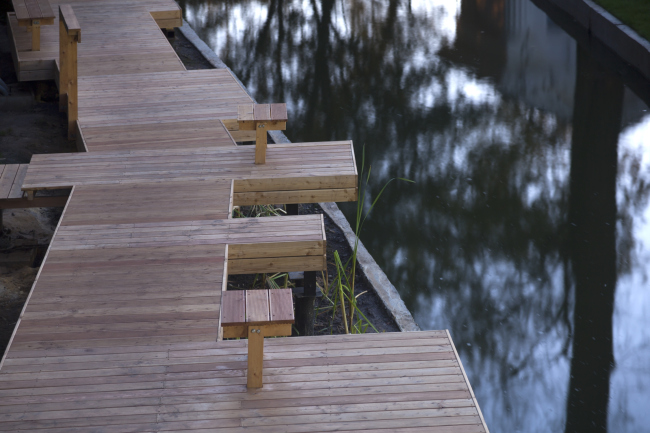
[0,28,398,356]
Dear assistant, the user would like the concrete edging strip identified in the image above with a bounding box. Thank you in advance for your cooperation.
[177,19,420,332]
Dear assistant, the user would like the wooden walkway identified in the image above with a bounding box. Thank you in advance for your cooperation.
[2,0,489,431]
[8,0,183,81]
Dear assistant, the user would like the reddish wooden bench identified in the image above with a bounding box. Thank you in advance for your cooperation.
[238,103,288,165]
[221,289,294,388]
[12,0,55,51]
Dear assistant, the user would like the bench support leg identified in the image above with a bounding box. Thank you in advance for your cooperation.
[294,271,317,336]
[31,21,41,51]
[255,123,267,164]
[247,326,265,388]
[286,204,298,215]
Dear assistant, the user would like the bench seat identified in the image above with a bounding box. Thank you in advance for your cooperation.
[221,288,294,387]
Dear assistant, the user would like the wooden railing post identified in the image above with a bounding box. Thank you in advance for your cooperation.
[58,5,81,140]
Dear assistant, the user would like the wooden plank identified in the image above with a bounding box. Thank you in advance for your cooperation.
[269,289,294,323]
[24,0,41,19]
[223,323,291,339]
[8,165,29,199]
[0,195,68,209]
[255,122,267,164]
[253,104,271,121]
[245,290,269,323]
[270,103,287,121]
[228,255,326,275]
[13,1,31,21]
[0,165,19,199]
[36,0,54,19]
[233,188,358,206]
[237,104,253,121]
[247,324,264,388]
[220,291,245,326]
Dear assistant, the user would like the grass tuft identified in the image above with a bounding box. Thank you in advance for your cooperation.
[593,0,650,41]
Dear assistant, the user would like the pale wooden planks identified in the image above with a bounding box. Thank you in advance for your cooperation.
[0,331,487,432]
[221,291,245,325]
[22,143,358,204]
[269,288,294,322]
[2,0,489,428]
[0,165,21,198]
[9,0,183,80]
[81,120,238,151]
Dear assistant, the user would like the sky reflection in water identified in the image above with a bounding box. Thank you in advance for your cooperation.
[180,0,650,430]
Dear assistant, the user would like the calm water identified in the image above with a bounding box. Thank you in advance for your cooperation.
[179,0,650,431]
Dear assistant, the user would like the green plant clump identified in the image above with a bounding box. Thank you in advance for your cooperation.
[317,147,413,334]
[593,0,650,41]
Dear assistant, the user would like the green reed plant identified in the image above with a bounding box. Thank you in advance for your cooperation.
[319,146,413,334]
[232,204,286,218]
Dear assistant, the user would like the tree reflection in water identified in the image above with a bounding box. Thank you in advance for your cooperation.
[179,0,650,431]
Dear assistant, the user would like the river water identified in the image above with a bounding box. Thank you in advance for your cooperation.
[178,0,650,431]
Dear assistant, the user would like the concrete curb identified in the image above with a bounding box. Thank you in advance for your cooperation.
[176,20,228,69]
[177,19,420,332]
[541,0,650,81]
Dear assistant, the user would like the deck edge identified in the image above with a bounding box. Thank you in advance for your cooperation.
[0,186,74,369]
[446,329,490,433]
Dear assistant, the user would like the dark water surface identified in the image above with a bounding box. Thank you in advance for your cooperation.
[178,0,650,430]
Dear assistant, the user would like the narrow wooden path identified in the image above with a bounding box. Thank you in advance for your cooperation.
[2,0,489,431]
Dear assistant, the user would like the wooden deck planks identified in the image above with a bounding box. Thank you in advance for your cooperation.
[3,0,489,429]
[0,331,486,432]
[8,0,183,80]
[20,142,358,207]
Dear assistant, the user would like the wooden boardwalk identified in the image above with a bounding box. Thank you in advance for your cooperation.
[8,0,183,81]
[2,0,489,431]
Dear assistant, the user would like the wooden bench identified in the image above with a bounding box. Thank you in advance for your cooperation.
[238,103,288,164]
[221,289,294,388]
[12,0,54,51]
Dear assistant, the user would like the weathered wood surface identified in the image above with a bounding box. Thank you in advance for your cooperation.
[3,0,489,429]
[222,289,294,327]
[0,164,69,209]
[76,70,254,151]
[0,329,488,432]
[21,141,359,206]
[0,181,488,432]
[8,0,183,80]
[13,0,55,22]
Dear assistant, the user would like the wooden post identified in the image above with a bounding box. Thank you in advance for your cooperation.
[294,271,317,336]
[58,5,81,140]
[286,203,299,215]
[58,17,67,112]
[255,123,267,165]
[31,20,40,51]
[247,326,264,388]
[67,37,78,140]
